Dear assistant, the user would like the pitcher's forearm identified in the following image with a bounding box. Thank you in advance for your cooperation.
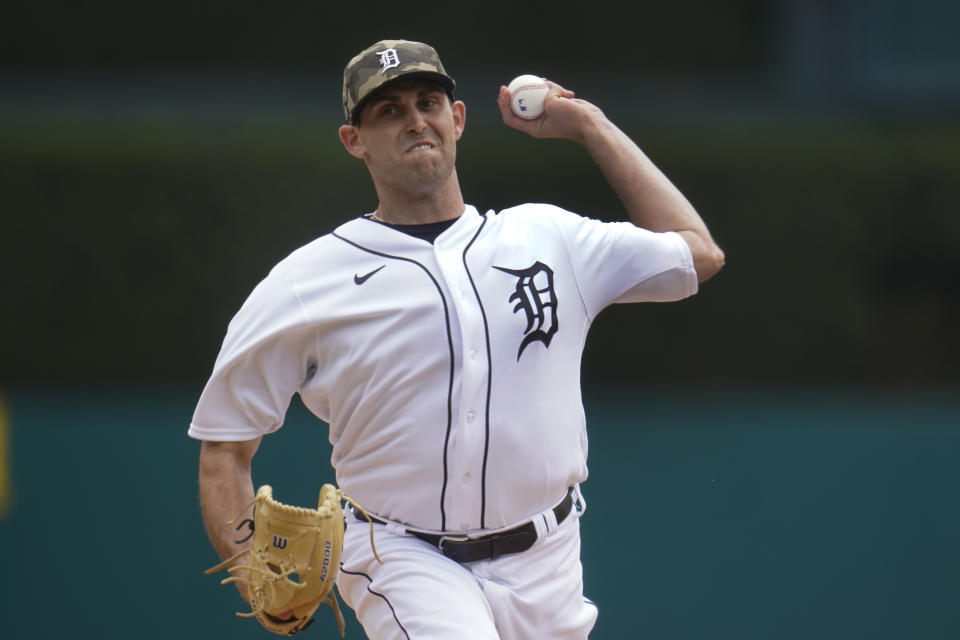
[579,116,725,281]
[579,117,699,233]
[199,438,261,563]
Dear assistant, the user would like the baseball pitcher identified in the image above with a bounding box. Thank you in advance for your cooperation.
[191,39,724,638]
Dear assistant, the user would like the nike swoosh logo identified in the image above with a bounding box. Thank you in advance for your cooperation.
[354,265,385,285]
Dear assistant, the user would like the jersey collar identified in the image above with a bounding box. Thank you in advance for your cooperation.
[335,205,484,253]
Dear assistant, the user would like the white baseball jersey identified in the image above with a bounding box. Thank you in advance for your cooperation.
[189,203,697,532]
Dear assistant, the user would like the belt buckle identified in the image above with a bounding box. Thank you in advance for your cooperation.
[437,534,471,554]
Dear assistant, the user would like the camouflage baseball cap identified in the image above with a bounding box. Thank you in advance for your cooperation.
[342,39,456,124]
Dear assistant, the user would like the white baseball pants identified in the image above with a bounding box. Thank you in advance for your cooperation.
[337,506,597,639]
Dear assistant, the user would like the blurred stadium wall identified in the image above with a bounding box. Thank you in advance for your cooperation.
[1,0,958,388]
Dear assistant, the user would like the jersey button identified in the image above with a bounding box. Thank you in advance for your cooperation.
[469,349,477,360]
[461,472,471,484]
[466,411,475,423]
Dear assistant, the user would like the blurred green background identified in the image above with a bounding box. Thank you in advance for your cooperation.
[1,0,958,638]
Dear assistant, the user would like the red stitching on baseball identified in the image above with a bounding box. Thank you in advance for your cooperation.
[511,84,548,97]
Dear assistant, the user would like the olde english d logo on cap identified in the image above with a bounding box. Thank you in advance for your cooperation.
[376,48,400,73]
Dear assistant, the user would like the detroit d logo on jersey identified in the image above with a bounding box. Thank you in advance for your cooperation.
[493,261,558,360]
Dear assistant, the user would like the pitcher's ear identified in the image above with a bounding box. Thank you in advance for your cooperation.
[452,100,466,141]
[339,124,366,159]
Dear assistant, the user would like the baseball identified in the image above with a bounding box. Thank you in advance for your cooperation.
[508,74,549,120]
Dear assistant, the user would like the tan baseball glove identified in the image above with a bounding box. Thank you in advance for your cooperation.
[205,484,378,636]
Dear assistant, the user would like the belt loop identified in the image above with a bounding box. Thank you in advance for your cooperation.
[572,484,586,518]
[533,508,558,539]
[533,489,574,539]
[352,505,410,537]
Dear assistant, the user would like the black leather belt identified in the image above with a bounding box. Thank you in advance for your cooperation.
[366,487,576,563]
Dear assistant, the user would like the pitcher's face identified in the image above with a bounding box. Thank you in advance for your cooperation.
[343,80,465,198]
